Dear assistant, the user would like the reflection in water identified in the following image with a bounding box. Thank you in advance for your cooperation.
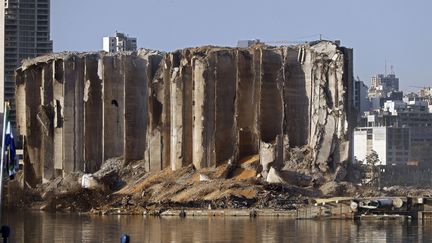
[1,210,431,242]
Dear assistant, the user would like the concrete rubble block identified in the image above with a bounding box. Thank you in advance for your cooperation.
[267,167,312,186]
[260,134,284,179]
[81,174,100,189]
[259,140,276,175]
[266,167,286,184]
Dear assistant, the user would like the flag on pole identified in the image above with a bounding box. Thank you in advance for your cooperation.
[5,121,16,179]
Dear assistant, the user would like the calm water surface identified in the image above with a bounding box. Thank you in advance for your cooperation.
[1,210,431,242]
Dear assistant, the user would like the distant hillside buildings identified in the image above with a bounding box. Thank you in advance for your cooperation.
[103,32,137,52]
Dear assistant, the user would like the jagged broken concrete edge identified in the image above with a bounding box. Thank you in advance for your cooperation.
[19,49,166,71]
[15,40,355,189]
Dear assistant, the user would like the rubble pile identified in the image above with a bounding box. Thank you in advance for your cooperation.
[16,160,327,213]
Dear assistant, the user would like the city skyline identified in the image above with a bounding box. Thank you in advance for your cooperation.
[51,0,432,91]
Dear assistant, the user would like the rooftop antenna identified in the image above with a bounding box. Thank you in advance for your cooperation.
[390,65,395,75]
[385,59,387,76]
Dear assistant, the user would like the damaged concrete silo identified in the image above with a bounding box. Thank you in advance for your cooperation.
[15,41,354,187]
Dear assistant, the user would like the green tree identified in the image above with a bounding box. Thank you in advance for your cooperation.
[365,150,380,167]
[364,150,381,188]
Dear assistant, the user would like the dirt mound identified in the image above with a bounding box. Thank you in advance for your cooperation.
[18,158,373,214]
[91,161,322,213]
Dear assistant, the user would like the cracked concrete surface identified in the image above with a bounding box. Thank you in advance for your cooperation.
[16,41,354,186]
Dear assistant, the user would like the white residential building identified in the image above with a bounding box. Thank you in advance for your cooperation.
[383,100,407,114]
[103,32,137,52]
[354,127,410,166]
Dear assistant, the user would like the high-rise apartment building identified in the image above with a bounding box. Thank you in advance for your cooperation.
[0,0,53,119]
[103,32,137,53]
[354,78,370,118]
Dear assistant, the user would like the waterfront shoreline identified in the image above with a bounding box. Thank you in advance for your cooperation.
[9,159,432,219]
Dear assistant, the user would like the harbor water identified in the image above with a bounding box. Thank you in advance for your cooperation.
[1,210,431,242]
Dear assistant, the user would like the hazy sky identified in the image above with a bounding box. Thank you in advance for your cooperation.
[52,0,432,90]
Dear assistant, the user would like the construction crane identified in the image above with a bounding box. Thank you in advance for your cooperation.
[409,85,431,89]
[263,34,337,46]
[264,40,311,45]
[407,86,432,97]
